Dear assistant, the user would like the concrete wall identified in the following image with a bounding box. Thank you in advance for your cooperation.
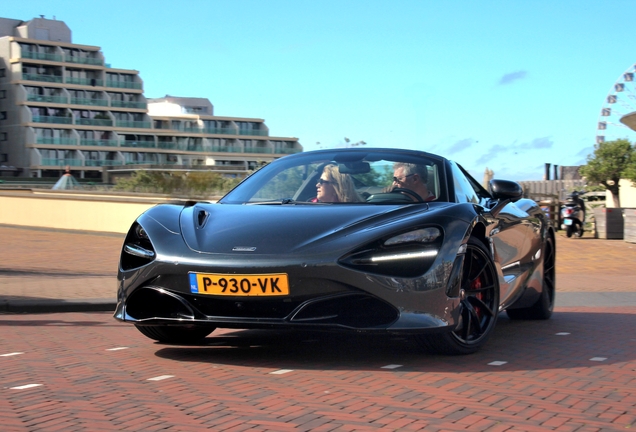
[0,190,174,234]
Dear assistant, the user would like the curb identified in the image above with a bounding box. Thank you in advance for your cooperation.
[0,298,116,313]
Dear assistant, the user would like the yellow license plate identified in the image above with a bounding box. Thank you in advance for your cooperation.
[189,272,289,296]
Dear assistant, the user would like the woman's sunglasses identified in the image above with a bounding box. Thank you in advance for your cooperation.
[317,178,333,185]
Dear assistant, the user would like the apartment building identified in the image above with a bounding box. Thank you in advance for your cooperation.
[0,16,302,181]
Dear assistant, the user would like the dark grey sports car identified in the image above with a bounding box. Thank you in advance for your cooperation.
[114,148,556,354]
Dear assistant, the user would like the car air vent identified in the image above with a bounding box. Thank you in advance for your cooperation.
[196,209,209,228]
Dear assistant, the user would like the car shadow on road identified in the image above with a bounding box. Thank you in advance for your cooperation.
[153,309,636,372]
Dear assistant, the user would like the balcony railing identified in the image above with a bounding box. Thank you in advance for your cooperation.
[244,147,273,154]
[84,159,124,167]
[70,98,109,107]
[275,148,302,154]
[36,137,77,145]
[21,51,63,62]
[23,73,63,83]
[65,77,104,86]
[204,127,238,135]
[32,115,73,124]
[110,100,147,109]
[75,118,113,126]
[210,146,242,153]
[40,158,83,166]
[27,94,68,104]
[120,141,156,148]
[176,127,205,133]
[186,145,203,152]
[116,120,151,128]
[65,56,104,66]
[238,129,268,136]
[79,139,118,147]
[158,142,178,150]
[105,81,142,90]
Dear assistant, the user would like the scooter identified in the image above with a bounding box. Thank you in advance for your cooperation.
[561,191,585,238]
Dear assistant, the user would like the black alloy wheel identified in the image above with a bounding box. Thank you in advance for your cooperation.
[417,237,499,355]
[507,235,555,320]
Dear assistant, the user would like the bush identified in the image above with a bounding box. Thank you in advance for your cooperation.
[113,170,242,198]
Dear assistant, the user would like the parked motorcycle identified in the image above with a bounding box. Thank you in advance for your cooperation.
[561,191,585,238]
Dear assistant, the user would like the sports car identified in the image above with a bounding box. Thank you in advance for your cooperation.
[114,148,556,354]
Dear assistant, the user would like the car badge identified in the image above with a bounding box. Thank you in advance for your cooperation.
[232,246,257,252]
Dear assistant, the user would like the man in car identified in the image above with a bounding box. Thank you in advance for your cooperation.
[391,162,436,202]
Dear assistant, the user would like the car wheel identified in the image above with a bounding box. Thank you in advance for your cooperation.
[134,324,215,344]
[506,236,555,320]
[416,237,499,355]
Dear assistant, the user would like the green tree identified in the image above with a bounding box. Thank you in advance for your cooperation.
[579,138,635,207]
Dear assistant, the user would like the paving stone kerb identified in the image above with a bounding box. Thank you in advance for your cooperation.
[1,224,635,311]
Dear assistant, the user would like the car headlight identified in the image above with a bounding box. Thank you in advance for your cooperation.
[384,227,441,246]
[339,227,443,278]
[121,222,156,271]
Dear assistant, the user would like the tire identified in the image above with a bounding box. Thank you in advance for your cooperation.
[416,237,499,355]
[506,236,555,320]
[134,324,215,344]
[565,225,573,237]
[574,222,584,238]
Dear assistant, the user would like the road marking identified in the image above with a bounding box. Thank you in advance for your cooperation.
[270,369,293,375]
[590,357,608,362]
[106,347,129,351]
[0,352,24,357]
[10,384,42,390]
[488,361,508,366]
[381,364,403,369]
[147,375,174,381]
[555,332,570,336]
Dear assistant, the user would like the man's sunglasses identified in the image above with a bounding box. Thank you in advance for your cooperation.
[393,173,415,183]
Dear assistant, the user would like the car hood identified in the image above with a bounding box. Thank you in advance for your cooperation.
[178,203,439,255]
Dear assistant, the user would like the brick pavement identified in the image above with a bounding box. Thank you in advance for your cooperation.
[0,225,635,303]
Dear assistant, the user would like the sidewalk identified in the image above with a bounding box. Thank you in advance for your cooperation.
[1,224,635,312]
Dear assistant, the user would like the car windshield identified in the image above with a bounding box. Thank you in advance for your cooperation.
[220,149,446,205]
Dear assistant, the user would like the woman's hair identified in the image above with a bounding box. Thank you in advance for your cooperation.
[323,164,363,202]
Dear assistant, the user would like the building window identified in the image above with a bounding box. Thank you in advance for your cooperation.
[0,153,7,163]
[0,90,6,98]
[0,68,5,78]
[0,112,7,120]
[0,132,7,141]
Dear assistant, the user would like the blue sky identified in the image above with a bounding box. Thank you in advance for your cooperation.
[6,0,636,180]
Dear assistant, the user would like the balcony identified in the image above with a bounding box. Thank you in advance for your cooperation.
[36,137,77,145]
[75,118,113,126]
[65,57,104,66]
[238,129,268,136]
[187,145,203,152]
[204,127,238,135]
[110,100,147,109]
[21,51,63,62]
[120,141,156,148]
[244,147,273,154]
[40,158,83,166]
[210,146,242,153]
[79,139,119,147]
[116,120,151,128]
[27,94,68,104]
[65,77,104,86]
[105,81,142,90]
[32,116,73,125]
[176,127,205,133]
[158,142,178,150]
[70,98,109,107]
[84,160,124,167]
[23,73,63,83]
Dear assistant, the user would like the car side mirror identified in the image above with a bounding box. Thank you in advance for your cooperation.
[489,179,523,202]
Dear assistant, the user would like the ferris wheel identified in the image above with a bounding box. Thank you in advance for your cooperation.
[597,64,636,144]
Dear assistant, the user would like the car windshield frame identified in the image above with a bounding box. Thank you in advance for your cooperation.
[219,148,449,205]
